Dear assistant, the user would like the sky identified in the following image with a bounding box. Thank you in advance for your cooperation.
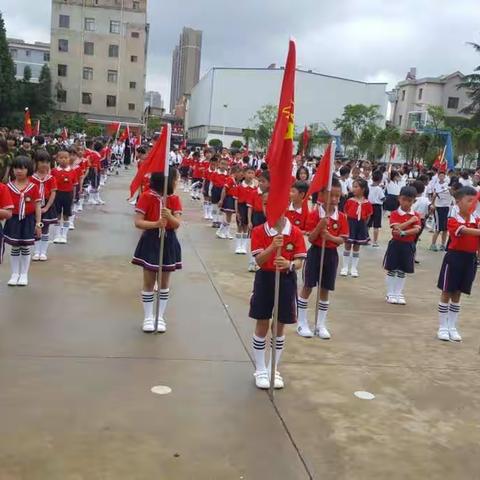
[2,0,480,109]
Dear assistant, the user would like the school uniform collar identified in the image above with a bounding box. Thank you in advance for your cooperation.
[396,207,415,215]
[264,218,292,237]
[215,169,227,175]
[32,173,52,182]
[451,208,474,224]
[257,187,263,194]
[241,180,255,188]
[57,166,72,172]
[288,203,303,214]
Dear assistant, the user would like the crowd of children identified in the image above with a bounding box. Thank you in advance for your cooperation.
[172,147,480,390]
[0,134,115,287]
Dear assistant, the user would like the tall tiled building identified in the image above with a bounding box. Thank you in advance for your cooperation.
[169,27,202,113]
[8,38,50,82]
[50,0,148,124]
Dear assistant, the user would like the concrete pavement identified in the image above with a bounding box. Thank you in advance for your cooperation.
[1,171,479,479]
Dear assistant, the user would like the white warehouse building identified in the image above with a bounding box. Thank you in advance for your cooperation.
[185,67,388,146]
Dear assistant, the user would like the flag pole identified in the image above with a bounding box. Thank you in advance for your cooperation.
[269,244,282,399]
[313,140,335,334]
[154,124,172,333]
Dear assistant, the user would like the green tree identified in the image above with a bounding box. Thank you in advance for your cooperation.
[250,104,277,150]
[333,104,382,158]
[457,41,480,121]
[63,113,87,133]
[456,128,475,168]
[37,64,54,113]
[416,133,434,164]
[426,105,445,133]
[230,140,243,149]
[22,65,32,82]
[399,131,418,163]
[357,125,379,159]
[0,13,17,123]
[242,128,256,148]
[147,116,162,133]
[473,130,480,168]
[85,124,104,137]
[208,138,222,149]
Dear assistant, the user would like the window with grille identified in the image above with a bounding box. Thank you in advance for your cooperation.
[447,97,459,109]
[57,89,67,103]
[106,95,116,107]
[83,67,93,80]
[107,70,118,83]
[128,103,135,110]
[108,44,119,57]
[58,39,68,52]
[85,18,95,31]
[59,15,70,28]
[84,42,94,55]
[110,20,120,34]
[129,81,136,89]
[130,55,138,63]
[82,92,92,105]
[58,64,67,76]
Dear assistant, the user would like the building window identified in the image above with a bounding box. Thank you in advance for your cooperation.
[398,115,403,126]
[44,52,50,62]
[57,89,67,103]
[58,39,69,52]
[25,50,31,57]
[108,44,119,57]
[447,97,459,109]
[401,90,405,101]
[129,81,136,89]
[83,67,93,80]
[110,20,121,34]
[84,17,96,31]
[133,1,140,9]
[59,14,70,28]
[130,55,138,63]
[128,103,135,110]
[107,70,118,83]
[84,42,94,55]
[418,88,423,100]
[131,31,140,38]
[13,63,17,75]
[10,48,17,58]
[58,64,67,77]
[82,92,92,105]
[106,95,117,107]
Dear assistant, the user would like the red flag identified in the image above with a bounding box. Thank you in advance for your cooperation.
[129,125,169,197]
[265,39,296,228]
[107,122,121,136]
[390,144,398,162]
[302,125,310,155]
[433,146,447,172]
[306,141,334,197]
[33,120,40,137]
[24,108,32,137]
[119,124,130,142]
[61,127,68,140]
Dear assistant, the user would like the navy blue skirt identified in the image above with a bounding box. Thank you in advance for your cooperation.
[3,214,36,246]
[132,228,182,272]
[347,218,370,244]
[437,250,477,295]
[221,195,235,213]
[179,166,190,178]
[42,203,59,225]
[211,185,223,204]
[237,202,249,226]
[303,245,339,291]
[383,239,415,274]
[249,270,298,324]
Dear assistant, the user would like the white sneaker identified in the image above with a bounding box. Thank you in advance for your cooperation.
[273,371,284,389]
[340,267,348,276]
[235,246,243,254]
[156,318,167,333]
[216,229,227,239]
[449,328,462,342]
[97,197,105,205]
[17,274,28,286]
[7,274,19,286]
[437,328,450,341]
[226,232,234,240]
[240,246,248,255]
[77,205,83,212]
[32,253,40,261]
[350,268,359,278]
[53,237,62,244]
[142,317,155,333]
[39,254,48,261]
[315,326,331,339]
[88,198,98,205]
[60,237,68,245]
[248,262,256,272]
[296,323,314,338]
[386,295,398,304]
[69,222,75,230]
[254,370,270,389]
[397,295,406,305]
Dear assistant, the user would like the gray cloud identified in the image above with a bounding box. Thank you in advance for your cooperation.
[2,0,480,108]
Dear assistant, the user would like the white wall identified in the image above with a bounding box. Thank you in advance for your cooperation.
[188,68,387,139]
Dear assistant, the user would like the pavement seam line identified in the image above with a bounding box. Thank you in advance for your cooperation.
[184,221,315,480]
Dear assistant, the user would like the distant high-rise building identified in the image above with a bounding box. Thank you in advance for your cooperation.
[169,27,202,113]
[8,38,50,83]
[50,0,149,124]
[145,90,163,109]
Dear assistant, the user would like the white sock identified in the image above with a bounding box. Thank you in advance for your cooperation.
[55,225,62,239]
[448,302,461,331]
[252,335,267,372]
[351,253,360,271]
[242,233,249,249]
[316,300,329,328]
[34,240,41,256]
[235,233,242,250]
[395,271,406,296]
[386,271,396,297]
[142,291,154,319]
[10,247,20,276]
[62,222,69,241]
[20,247,31,275]
[438,302,449,331]
[297,296,308,326]
[41,234,49,256]
[203,203,208,216]
[270,335,286,371]
[158,288,169,319]
[342,251,351,270]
